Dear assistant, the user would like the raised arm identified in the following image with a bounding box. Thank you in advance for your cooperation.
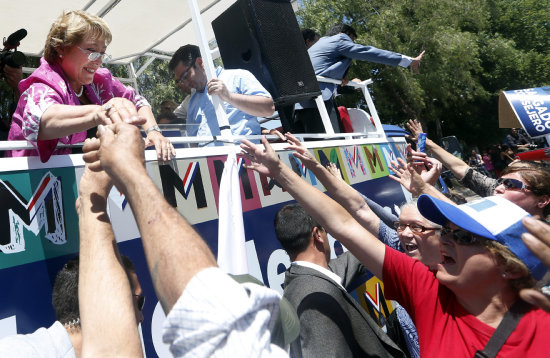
[285,133,382,236]
[77,145,142,357]
[406,119,470,179]
[389,157,454,205]
[83,124,216,314]
[39,97,144,140]
[241,137,386,279]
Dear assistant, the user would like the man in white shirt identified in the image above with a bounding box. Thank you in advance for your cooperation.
[169,45,274,141]
[0,256,143,358]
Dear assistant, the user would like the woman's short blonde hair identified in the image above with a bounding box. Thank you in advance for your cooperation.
[43,10,112,64]
[482,239,536,293]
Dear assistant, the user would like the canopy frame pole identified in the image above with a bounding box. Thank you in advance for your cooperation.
[186,0,233,141]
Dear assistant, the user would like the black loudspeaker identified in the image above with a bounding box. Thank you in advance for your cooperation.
[212,0,320,106]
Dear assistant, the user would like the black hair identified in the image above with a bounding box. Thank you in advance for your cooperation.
[301,28,319,43]
[274,204,321,258]
[52,255,136,325]
[169,44,201,71]
[327,24,357,39]
[52,257,80,326]
[157,112,178,123]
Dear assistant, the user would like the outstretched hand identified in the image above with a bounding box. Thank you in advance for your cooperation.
[326,162,344,181]
[94,98,147,126]
[82,123,146,194]
[144,130,175,162]
[410,50,425,74]
[240,136,282,177]
[388,157,427,196]
[406,144,442,185]
[520,217,550,312]
[284,132,319,169]
[405,119,424,142]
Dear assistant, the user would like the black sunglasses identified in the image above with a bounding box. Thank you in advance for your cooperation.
[393,221,440,233]
[496,178,530,192]
[441,227,480,245]
[134,294,145,311]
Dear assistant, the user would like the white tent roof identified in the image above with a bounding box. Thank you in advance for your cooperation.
[1,0,299,65]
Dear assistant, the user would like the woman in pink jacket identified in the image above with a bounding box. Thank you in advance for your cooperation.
[7,10,174,162]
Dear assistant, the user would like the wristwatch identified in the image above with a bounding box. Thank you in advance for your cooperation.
[145,125,161,135]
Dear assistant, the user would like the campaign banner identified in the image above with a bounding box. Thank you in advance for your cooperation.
[499,86,550,138]
[0,139,409,357]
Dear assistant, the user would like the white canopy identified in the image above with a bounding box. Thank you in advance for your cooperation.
[0,0,296,65]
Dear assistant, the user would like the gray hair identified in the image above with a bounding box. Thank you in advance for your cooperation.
[399,198,441,228]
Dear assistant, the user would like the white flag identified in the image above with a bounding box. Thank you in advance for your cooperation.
[217,148,248,274]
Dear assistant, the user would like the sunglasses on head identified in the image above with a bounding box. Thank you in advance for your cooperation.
[496,177,531,191]
[440,227,480,245]
[134,294,145,311]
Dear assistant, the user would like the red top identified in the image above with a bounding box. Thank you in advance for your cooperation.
[382,246,550,357]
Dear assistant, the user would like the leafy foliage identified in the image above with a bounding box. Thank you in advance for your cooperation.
[297,0,550,148]
[106,57,186,116]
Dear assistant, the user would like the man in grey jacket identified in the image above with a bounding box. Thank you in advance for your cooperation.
[274,203,405,358]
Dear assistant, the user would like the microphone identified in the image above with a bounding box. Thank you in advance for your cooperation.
[4,29,27,49]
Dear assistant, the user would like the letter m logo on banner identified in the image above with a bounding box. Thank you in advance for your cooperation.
[363,145,389,179]
[0,172,65,254]
[158,162,207,209]
[343,146,367,178]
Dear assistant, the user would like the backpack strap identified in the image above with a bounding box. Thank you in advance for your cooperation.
[474,300,530,358]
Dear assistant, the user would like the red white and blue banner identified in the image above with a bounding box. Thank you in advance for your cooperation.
[0,138,409,357]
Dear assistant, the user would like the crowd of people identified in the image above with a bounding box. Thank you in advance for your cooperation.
[0,8,550,358]
[459,127,544,180]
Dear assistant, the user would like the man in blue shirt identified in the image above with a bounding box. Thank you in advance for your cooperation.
[169,45,274,143]
[295,24,425,134]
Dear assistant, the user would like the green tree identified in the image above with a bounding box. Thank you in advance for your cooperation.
[297,0,550,148]
[106,56,186,116]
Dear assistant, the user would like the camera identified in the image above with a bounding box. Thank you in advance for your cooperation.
[0,29,27,71]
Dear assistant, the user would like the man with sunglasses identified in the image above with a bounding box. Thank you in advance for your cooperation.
[0,255,143,357]
[168,45,274,144]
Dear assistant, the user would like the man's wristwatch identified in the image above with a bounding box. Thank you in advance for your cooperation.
[145,125,161,135]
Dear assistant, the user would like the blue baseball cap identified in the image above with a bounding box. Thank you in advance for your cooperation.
[417,194,546,280]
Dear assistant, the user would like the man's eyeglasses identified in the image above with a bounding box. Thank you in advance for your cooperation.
[76,46,112,63]
[496,177,531,192]
[175,57,196,85]
[393,222,440,233]
[441,227,480,245]
[134,294,145,311]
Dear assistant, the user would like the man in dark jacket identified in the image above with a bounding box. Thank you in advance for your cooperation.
[274,203,405,357]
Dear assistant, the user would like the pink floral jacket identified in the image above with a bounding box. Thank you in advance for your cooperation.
[7,58,149,162]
